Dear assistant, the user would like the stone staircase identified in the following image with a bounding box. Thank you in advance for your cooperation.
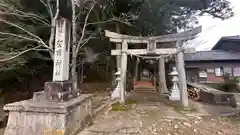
[134,81,156,92]
[130,81,162,102]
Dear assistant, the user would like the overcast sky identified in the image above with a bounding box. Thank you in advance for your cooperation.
[190,0,240,51]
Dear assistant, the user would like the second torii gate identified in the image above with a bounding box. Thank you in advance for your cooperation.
[105,26,202,107]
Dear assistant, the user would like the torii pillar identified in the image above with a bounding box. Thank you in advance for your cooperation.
[176,41,189,107]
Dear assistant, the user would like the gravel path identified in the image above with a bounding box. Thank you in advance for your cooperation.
[78,91,240,135]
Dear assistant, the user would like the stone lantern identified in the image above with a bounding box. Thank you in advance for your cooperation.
[111,68,121,100]
[169,67,180,101]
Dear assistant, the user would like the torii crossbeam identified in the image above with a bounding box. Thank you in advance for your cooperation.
[105,26,201,43]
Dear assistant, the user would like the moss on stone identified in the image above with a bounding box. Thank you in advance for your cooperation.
[111,99,137,111]
[111,102,130,111]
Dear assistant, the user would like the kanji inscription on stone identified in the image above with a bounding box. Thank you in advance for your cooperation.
[55,70,61,76]
[52,18,71,81]
[56,39,63,48]
[56,49,62,56]
[55,60,62,67]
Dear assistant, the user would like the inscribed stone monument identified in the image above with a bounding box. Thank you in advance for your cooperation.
[53,18,70,81]
[3,17,94,135]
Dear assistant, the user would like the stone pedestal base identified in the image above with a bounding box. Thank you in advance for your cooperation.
[111,88,127,101]
[169,89,180,101]
[33,81,80,102]
[111,87,120,100]
[111,82,121,100]
[111,82,127,101]
[4,94,93,135]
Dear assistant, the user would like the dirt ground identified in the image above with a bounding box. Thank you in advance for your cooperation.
[1,90,240,135]
[79,91,240,135]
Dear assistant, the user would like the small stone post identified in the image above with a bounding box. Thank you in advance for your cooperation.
[169,67,180,101]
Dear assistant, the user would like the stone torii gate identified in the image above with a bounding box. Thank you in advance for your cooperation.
[105,26,202,107]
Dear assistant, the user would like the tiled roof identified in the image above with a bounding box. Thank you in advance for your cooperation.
[211,35,240,50]
[184,50,240,61]
[219,35,240,41]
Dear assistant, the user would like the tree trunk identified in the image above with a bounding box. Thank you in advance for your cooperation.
[48,0,59,60]
[71,0,78,90]
[158,57,168,93]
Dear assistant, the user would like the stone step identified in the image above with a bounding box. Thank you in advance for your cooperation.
[134,87,156,92]
[127,91,162,102]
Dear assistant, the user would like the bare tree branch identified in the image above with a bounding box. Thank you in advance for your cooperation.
[199,11,225,20]
[49,0,60,52]
[1,4,50,24]
[0,45,42,62]
[0,19,50,49]
[0,3,7,8]
[0,0,57,62]
[83,17,132,28]
[47,0,54,19]
[39,0,47,7]
[0,38,7,41]
[0,32,41,43]
[14,9,50,23]
[0,11,50,26]
[75,2,96,54]
[33,48,49,51]
[78,36,97,49]
[69,36,97,68]
[86,18,114,26]
[40,0,54,20]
